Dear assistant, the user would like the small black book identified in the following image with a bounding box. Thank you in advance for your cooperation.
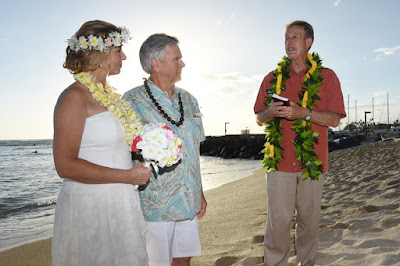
[271,93,290,106]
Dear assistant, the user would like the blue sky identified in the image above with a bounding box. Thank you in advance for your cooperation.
[1,0,399,139]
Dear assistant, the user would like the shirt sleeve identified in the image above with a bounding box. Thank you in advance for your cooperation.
[192,95,206,142]
[254,72,274,114]
[321,68,347,118]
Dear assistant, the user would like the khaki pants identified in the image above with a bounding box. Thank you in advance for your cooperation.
[263,171,325,266]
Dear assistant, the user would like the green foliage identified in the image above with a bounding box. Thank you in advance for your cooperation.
[292,53,324,180]
[261,118,284,171]
[263,56,292,106]
[261,57,292,172]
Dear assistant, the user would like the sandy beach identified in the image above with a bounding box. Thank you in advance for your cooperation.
[1,139,399,265]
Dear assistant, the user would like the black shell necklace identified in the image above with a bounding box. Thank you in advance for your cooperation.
[144,79,184,127]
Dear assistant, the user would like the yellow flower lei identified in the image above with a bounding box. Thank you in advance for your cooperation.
[74,72,142,146]
[261,53,324,180]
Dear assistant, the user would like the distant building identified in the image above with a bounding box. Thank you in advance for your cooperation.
[241,128,250,135]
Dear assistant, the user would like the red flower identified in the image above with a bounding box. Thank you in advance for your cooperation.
[162,125,172,131]
[131,136,143,152]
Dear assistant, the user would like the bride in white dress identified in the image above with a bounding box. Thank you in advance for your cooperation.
[52,20,151,266]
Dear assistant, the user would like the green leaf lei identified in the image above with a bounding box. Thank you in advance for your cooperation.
[261,53,324,180]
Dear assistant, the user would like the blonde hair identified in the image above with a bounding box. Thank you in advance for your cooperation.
[63,20,120,73]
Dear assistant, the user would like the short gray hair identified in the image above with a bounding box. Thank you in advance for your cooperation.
[139,33,179,74]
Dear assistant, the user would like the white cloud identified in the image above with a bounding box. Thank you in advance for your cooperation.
[197,72,264,98]
[373,90,389,97]
[373,46,400,60]
[216,86,241,94]
[203,72,262,83]
[334,0,342,7]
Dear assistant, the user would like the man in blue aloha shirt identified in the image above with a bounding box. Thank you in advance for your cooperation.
[123,33,207,266]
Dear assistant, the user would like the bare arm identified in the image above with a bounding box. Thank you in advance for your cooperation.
[197,189,207,219]
[256,100,341,127]
[306,109,341,127]
[283,102,341,127]
[53,86,150,185]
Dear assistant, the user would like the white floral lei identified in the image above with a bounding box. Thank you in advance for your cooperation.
[74,72,142,146]
[67,27,131,52]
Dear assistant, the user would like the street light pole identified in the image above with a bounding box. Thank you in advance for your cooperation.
[364,111,371,136]
[225,122,230,136]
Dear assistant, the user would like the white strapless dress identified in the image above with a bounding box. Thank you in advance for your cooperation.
[52,112,148,266]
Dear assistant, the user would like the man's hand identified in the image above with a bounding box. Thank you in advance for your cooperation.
[256,101,288,125]
[281,102,309,120]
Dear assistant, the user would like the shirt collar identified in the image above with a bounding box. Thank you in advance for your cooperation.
[146,79,178,101]
[289,64,308,76]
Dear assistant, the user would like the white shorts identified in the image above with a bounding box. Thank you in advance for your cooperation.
[146,217,201,266]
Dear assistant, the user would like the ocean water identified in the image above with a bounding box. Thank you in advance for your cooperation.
[0,139,262,252]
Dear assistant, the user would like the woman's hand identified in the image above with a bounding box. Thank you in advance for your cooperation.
[127,162,151,185]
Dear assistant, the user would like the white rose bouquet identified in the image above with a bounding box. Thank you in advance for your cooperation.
[131,123,183,173]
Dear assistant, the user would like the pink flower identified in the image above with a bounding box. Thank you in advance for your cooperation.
[165,130,174,140]
[106,38,113,47]
[131,136,143,152]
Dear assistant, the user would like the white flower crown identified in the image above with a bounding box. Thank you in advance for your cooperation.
[67,27,131,52]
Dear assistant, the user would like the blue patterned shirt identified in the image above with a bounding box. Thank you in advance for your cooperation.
[123,80,205,221]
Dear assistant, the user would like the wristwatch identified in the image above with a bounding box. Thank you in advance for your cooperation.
[305,108,312,121]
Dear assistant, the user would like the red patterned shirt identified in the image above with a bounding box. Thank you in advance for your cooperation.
[254,67,346,172]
